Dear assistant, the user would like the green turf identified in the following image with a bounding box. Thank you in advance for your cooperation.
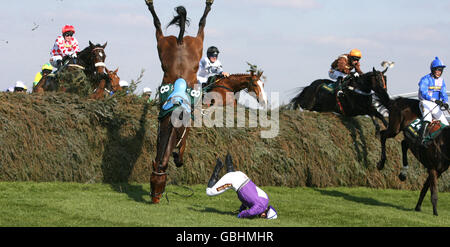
[0,182,449,227]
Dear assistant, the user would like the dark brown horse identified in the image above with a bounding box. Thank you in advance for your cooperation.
[90,67,121,100]
[203,70,267,107]
[376,96,450,215]
[145,0,214,203]
[289,68,390,134]
[35,41,109,93]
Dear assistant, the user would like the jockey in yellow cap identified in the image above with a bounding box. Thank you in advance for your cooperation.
[33,63,54,87]
[329,49,363,97]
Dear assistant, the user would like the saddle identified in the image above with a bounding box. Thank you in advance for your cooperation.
[405,119,446,144]
[158,78,202,120]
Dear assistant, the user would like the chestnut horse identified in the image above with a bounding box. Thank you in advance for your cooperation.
[145,0,214,203]
[90,67,121,99]
[375,96,450,216]
[203,70,267,107]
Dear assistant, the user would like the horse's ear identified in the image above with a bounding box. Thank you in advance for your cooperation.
[102,42,107,48]
[382,67,388,74]
[372,67,376,73]
[105,67,110,73]
[114,67,119,73]
[89,41,94,47]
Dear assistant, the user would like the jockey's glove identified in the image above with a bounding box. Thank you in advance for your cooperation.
[435,100,444,107]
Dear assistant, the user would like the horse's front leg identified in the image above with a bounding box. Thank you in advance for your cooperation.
[415,175,430,212]
[150,118,176,204]
[173,127,190,168]
[398,139,409,181]
[144,0,163,40]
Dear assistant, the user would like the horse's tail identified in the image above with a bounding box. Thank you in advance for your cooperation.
[289,87,308,110]
[167,6,190,45]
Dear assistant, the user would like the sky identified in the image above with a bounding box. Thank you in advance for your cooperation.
[1,0,450,106]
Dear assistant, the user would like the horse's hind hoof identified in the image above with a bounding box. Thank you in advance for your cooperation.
[398,173,407,182]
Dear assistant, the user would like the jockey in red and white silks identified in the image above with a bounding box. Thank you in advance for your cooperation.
[49,25,80,69]
[418,57,448,125]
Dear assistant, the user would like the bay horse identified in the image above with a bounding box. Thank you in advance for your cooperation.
[90,67,121,99]
[376,96,450,216]
[289,68,390,134]
[203,70,267,107]
[145,0,214,203]
[36,41,109,93]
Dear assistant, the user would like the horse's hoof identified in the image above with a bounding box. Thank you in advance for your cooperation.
[145,0,153,5]
[415,206,421,212]
[376,161,384,170]
[151,197,160,204]
[398,173,407,182]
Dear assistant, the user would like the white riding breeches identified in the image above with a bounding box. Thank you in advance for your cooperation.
[420,100,449,125]
[50,55,62,68]
[328,69,347,81]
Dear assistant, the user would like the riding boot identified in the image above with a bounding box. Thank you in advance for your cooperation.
[336,77,344,97]
[419,121,430,147]
[225,153,235,173]
[207,158,224,188]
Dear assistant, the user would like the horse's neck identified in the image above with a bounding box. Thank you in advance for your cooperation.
[352,75,371,92]
[77,49,92,68]
[218,76,250,91]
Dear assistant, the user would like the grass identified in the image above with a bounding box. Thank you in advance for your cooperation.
[0,182,449,227]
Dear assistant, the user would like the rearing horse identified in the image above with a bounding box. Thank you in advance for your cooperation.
[145,0,214,204]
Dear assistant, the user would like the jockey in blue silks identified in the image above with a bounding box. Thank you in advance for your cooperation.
[418,56,449,144]
[162,78,192,114]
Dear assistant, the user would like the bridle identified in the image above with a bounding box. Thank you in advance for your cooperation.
[92,47,106,68]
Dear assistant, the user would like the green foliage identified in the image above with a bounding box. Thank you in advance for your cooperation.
[0,92,449,191]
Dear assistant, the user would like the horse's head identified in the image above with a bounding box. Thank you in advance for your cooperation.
[369,67,388,92]
[246,70,268,108]
[105,67,121,93]
[88,41,107,74]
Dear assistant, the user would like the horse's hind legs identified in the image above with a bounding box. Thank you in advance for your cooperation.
[415,175,430,213]
[429,169,439,216]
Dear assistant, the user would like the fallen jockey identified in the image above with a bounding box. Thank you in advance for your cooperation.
[206,154,278,219]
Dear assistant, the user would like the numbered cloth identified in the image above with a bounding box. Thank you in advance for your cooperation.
[158,78,202,120]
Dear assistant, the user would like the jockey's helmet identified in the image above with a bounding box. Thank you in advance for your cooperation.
[143,87,152,94]
[62,25,75,35]
[119,80,130,87]
[266,205,278,220]
[207,46,220,58]
[349,49,362,58]
[430,57,446,71]
[41,63,53,72]
[15,81,27,90]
